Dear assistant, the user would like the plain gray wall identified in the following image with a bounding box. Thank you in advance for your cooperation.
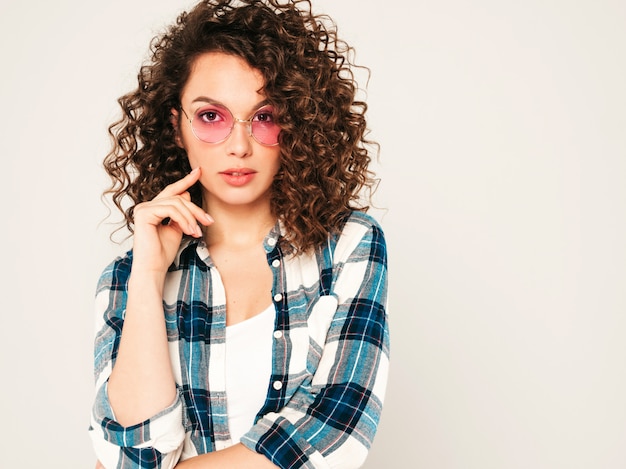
[1,1,625,467]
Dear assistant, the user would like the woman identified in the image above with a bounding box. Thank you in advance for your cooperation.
[89,1,389,467]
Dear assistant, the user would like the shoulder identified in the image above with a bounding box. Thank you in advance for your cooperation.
[96,250,133,290]
[340,211,385,238]
[100,250,133,279]
[326,211,387,265]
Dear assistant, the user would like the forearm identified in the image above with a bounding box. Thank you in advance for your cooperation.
[107,271,177,426]
[174,444,278,469]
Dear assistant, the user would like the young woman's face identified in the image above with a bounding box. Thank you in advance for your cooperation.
[176,52,281,212]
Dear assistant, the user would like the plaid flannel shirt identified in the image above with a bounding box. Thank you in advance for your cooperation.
[89,211,390,468]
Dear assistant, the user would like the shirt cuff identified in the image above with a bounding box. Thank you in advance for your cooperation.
[241,415,330,469]
[92,382,186,453]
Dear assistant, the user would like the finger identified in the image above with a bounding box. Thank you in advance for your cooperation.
[162,205,203,237]
[155,167,201,199]
[182,197,214,226]
[136,197,211,237]
[165,180,214,227]
[160,195,214,231]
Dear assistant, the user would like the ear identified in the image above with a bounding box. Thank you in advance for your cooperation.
[170,108,184,148]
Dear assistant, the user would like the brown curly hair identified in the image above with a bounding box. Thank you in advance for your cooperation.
[104,0,378,253]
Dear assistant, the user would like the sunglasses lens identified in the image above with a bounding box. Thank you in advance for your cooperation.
[251,107,280,145]
[190,104,280,145]
[192,105,233,143]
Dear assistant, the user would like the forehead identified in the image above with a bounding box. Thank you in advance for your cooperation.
[182,52,266,110]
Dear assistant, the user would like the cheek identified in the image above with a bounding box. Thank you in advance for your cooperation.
[184,147,198,169]
[183,140,210,168]
[269,150,282,174]
[185,153,196,170]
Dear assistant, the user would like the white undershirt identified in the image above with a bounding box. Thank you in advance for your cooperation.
[225,303,275,443]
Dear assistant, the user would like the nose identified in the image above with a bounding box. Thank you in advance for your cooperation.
[225,118,253,158]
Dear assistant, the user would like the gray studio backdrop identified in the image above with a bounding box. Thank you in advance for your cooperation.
[2,1,625,467]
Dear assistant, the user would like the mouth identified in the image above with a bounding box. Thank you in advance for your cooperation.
[219,168,258,186]
[220,168,257,176]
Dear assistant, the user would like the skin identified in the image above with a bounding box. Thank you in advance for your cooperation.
[101,52,281,468]
[175,53,281,325]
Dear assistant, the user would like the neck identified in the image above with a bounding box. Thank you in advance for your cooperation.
[203,199,276,249]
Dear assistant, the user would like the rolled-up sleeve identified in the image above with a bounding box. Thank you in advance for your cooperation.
[89,254,186,469]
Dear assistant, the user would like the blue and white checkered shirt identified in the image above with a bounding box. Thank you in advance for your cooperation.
[90,211,389,468]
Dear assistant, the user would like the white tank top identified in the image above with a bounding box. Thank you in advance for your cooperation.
[225,303,275,443]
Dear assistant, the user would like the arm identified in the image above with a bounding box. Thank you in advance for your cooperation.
[108,168,212,425]
[89,169,214,468]
[242,214,390,468]
[174,443,278,468]
[89,253,187,468]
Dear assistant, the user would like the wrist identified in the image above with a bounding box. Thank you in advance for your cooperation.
[127,269,167,297]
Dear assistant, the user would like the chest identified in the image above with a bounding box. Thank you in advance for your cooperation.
[208,245,273,325]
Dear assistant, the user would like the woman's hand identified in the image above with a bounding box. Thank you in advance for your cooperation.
[131,167,213,274]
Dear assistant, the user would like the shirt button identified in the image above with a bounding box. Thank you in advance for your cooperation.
[273,381,283,390]
[274,293,283,302]
[273,330,283,339]
[267,238,277,246]
[272,259,281,268]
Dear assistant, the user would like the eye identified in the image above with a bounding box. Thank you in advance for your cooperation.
[196,106,228,124]
[253,108,276,124]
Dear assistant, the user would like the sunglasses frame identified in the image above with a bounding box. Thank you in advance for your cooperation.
[179,104,280,146]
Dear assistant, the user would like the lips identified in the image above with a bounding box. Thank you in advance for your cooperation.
[222,170,254,176]
[219,168,257,186]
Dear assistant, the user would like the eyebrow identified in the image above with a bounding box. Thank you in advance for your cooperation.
[190,96,271,112]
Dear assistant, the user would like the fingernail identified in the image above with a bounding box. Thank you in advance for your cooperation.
[205,213,214,223]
